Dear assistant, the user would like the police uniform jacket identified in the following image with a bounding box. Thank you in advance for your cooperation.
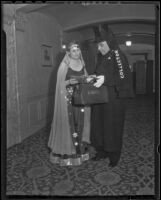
[95,48,134,101]
[91,48,134,152]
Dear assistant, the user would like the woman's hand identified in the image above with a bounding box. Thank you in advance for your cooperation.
[69,78,79,85]
[93,75,105,88]
[86,75,97,83]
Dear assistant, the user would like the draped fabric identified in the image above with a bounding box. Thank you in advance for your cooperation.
[48,52,91,165]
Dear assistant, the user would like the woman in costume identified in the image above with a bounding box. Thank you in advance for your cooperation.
[48,41,91,166]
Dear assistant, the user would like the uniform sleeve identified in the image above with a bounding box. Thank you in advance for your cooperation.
[103,54,117,86]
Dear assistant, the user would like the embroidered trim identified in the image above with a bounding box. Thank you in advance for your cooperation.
[66,87,80,150]
[50,152,89,166]
[114,50,125,79]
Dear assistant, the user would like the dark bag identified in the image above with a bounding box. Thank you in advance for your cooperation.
[73,83,109,105]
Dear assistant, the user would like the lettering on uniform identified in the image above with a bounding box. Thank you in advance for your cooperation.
[114,50,125,79]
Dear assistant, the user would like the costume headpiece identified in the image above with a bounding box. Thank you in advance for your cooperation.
[67,41,80,51]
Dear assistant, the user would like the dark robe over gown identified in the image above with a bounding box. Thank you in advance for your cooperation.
[91,49,134,158]
[66,67,85,153]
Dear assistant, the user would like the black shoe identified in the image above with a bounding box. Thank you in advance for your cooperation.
[92,155,102,161]
[107,151,121,167]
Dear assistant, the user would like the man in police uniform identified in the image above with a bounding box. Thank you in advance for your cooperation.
[91,24,134,167]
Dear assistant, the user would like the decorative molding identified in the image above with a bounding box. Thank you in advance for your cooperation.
[116,32,155,37]
[6,19,22,145]
[27,97,49,128]
[15,12,26,32]
[64,19,155,32]
[28,102,39,128]
[3,14,14,26]
[39,98,48,120]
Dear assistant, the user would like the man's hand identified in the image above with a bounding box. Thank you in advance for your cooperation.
[93,75,105,88]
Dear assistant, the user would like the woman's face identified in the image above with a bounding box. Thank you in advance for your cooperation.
[69,45,81,60]
[97,41,110,55]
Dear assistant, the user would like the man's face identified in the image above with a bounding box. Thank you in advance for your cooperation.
[97,41,110,55]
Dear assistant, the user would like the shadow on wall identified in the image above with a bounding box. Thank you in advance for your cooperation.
[46,51,66,127]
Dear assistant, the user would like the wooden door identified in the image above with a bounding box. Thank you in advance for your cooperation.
[135,60,146,94]
[146,60,154,94]
[132,62,136,93]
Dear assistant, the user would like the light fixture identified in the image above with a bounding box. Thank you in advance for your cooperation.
[62,44,66,50]
[125,41,132,46]
[82,2,90,6]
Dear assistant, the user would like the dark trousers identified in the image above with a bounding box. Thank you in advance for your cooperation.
[91,98,127,162]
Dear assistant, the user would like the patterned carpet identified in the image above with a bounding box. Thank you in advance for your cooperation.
[6,95,156,197]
